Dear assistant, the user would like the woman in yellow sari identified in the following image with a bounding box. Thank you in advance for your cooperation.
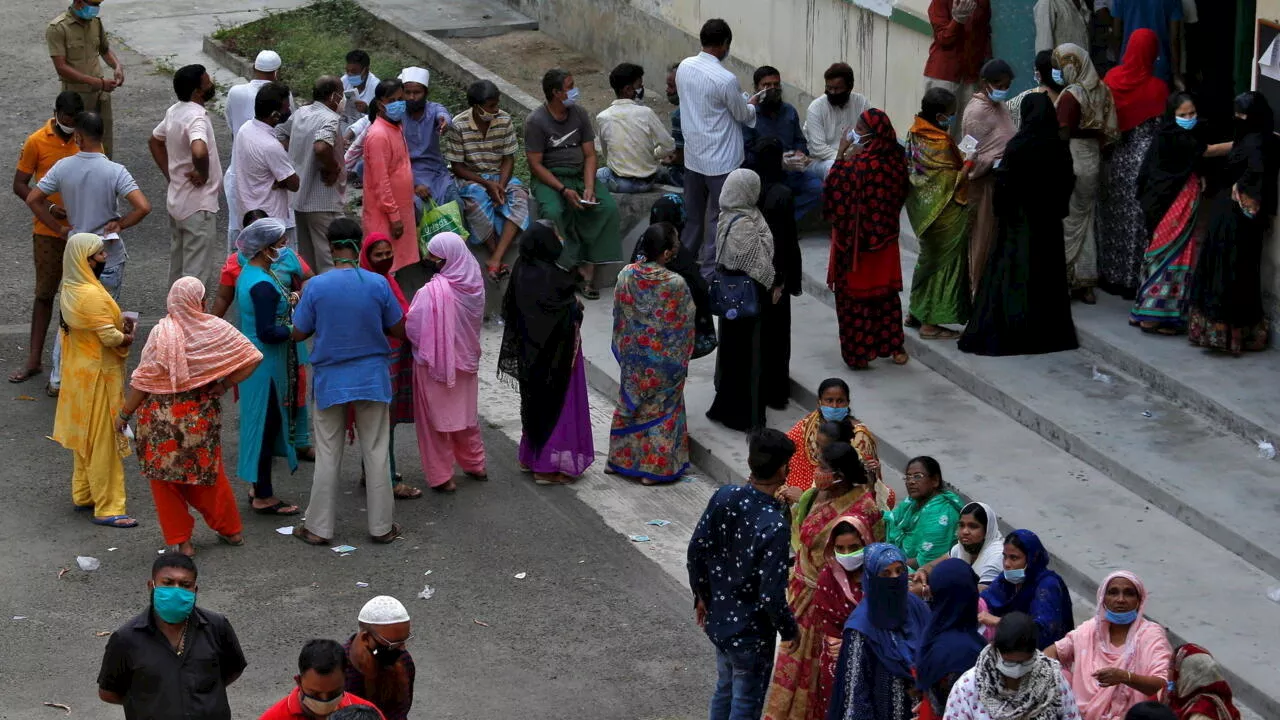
[765,441,884,719]
[53,233,138,528]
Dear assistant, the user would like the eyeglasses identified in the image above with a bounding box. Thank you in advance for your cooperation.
[902,472,930,483]
[368,628,413,650]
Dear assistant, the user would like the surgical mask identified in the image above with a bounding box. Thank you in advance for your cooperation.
[371,258,394,275]
[475,108,498,122]
[563,88,581,107]
[406,98,427,114]
[301,692,344,716]
[988,88,1010,102]
[345,73,366,87]
[1003,567,1026,584]
[1175,116,1198,130]
[152,586,196,624]
[835,549,865,572]
[1104,608,1139,625]
[939,114,955,129]
[1167,680,1177,696]
[847,130,862,145]
[820,406,850,422]
[384,100,407,122]
[826,91,851,108]
[74,3,100,20]
[267,248,283,264]
[633,87,645,102]
[55,120,76,136]
[996,653,1036,679]
[1052,68,1065,86]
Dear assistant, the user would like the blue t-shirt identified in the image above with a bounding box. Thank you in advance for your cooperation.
[1113,0,1183,82]
[292,268,403,410]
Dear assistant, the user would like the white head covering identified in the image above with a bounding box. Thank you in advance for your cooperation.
[398,66,430,88]
[235,218,288,258]
[948,501,1004,585]
[358,595,411,625]
[254,50,283,73]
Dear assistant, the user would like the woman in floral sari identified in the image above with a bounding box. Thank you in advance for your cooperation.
[607,223,695,484]
[905,87,971,340]
[766,442,882,720]
[118,277,262,556]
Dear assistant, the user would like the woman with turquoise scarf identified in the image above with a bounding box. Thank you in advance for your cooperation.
[886,455,963,569]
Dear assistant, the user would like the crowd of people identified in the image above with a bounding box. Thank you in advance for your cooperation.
[688,403,1242,720]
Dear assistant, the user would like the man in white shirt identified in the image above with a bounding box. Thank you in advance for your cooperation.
[342,49,379,130]
[676,19,758,277]
[596,62,676,194]
[281,76,347,274]
[803,63,871,178]
[223,49,282,249]
[232,82,299,242]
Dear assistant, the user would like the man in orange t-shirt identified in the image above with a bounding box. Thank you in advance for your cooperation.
[259,639,385,720]
[10,91,84,384]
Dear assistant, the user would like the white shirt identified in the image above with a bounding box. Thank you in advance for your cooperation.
[342,71,380,127]
[943,664,1083,720]
[596,99,676,179]
[803,93,871,163]
[675,52,757,176]
[224,79,271,140]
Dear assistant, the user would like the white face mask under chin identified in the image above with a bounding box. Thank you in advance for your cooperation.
[996,653,1035,679]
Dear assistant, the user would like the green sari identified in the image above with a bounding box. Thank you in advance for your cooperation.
[905,116,972,326]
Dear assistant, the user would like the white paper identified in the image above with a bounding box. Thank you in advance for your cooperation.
[1261,36,1280,82]
[958,135,980,156]
[853,0,897,17]
[275,526,294,535]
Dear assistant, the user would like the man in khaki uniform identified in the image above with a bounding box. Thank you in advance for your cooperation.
[47,0,124,157]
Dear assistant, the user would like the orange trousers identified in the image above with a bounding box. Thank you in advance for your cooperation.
[149,472,243,546]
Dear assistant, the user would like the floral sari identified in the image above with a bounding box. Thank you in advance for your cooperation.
[905,116,972,326]
[606,261,696,483]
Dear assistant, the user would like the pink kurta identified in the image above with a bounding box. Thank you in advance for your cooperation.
[361,116,419,271]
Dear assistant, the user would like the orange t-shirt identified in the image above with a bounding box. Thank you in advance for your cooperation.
[17,119,78,237]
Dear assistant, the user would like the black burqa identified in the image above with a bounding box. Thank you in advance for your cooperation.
[498,223,582,453]
[749,138,801,409]
[644,194,717,358]
[1190,91,1280,328]
[959,93,1080,356]
[1135,111,1207,237]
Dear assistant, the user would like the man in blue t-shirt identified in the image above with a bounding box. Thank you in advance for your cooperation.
[291,218,405,547]
[1111,0,1184,85]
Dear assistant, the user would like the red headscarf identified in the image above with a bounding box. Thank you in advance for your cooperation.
[1168,644,1241,720]
[360,232,409,313]
[823,108,909,277]
[1104,28,1169,132]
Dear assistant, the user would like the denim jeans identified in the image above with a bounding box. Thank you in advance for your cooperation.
[596,166,658,194]
[708,642,775,720]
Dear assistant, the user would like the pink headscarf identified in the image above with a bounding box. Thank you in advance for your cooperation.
[131,277,263,394]
[406,232,485,386]
[826,512,876,603]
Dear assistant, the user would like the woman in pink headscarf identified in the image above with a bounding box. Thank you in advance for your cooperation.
[1045,571,1173,720]
[406,231,487,492]
[117,277,263,556]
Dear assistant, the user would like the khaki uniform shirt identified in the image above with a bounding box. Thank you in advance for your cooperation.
[46,10,108,91]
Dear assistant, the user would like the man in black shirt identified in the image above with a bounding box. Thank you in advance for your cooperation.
[97,553,247,720]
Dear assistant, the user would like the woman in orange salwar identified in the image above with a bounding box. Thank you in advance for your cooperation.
[118,277,262,556]
[54,233,137,528]
[766,442,882,720]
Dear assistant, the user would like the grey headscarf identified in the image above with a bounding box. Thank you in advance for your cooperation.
[236,218,289,258]
[715,169,775,288]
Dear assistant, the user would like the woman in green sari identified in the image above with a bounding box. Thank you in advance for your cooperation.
[887,455,964,569]
[905,88,972,340]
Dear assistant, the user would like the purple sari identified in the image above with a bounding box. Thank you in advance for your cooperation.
[517,347,594,476]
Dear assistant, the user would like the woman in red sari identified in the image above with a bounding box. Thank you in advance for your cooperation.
[1168,644,1240,720]
[765,442,883,720]
[824,108,911,369]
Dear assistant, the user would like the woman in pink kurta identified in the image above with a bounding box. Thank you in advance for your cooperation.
[1045,571,1172,720]
[361,80,419,272]
[962,59,1017,296]
[406,232,486,491]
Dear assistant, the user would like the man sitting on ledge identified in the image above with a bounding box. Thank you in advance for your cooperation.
[595,62,676,194]
[742,65,824,219]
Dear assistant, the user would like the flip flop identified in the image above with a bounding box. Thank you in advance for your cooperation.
[91,515,139,528]
[919,328,960,340]
[252,500,300,516]
[217,534,245,547]
[393,485,423,500]
[8,367,41,383]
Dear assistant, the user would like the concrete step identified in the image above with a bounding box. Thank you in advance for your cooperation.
[578,289,1280,719]
[372,0,538,38]
[797,235,1280,582]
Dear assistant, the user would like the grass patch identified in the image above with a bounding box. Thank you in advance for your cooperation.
[215,0,530,182]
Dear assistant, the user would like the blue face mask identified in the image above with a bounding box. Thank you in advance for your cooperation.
[939,114,955,129]
[1003,567,1026,584]
[1051,68,1065,86]
[345,73,365,87]
[988,88,1010,102]
[1105,607,1139,625]
[820,405,851,422]
[384,100,407,122]
[74,3,100,20]
[1175,116,1198,131]
[152,586,196,624]
[1167,680,1177,696]
[564,88,581,107]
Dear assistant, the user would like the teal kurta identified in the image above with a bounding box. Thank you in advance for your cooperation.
[234,263,299,483]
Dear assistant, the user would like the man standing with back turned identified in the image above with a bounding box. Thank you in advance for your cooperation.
[676,19,758,277]
[47,0,124,157]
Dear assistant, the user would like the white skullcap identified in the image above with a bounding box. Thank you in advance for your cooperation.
[254,50,283,72]
[358,595,410,625]
[398,66,430,88]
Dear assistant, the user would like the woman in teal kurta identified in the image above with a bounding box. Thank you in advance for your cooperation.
[886,455,963,569]
[233,219,300,515]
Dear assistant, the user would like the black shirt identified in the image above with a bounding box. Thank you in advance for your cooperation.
[97,606,247,720]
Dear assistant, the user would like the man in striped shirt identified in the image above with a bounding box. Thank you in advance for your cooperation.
[676,19,759,277]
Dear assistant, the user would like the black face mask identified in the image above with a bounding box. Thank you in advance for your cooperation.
[406,98,427,114]
[666,92,679,106]
[761,88,783,110]
[371,258,393,275]
[371,643,404,667]
[826,91,851,108]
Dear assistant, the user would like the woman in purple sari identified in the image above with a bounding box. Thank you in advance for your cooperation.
[498,221,594,485]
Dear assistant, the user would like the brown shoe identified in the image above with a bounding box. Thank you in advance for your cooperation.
[371,523,401,544]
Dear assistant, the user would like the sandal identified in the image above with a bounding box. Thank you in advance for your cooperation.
[91,515,139,528]
[904,315,922,329]
[8,366,41,383]
[371,523,401,544]
[919,327,960,340]
[578,286,601,300]
[217,533,245,546]
[46,383,59,398]
[432,480,457,493]
[252,500,300,516]
[892,351,910,365]
[393,484,423,500]
[292,526,330,546]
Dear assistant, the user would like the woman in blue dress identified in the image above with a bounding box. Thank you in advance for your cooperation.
[233,218,301,515]
[979,529,1074,649]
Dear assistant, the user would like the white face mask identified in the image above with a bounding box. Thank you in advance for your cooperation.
[55,119,76,135]
[267,247,283,264]
[835,549,865,572]
[996,652,1036,679]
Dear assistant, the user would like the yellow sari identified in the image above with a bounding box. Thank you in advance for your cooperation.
[53,233,130,519]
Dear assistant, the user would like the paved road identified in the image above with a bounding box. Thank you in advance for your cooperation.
[0,3,715,718]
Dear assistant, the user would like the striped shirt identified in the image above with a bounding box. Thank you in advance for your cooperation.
[443,108,519,175]
[284,102,346,213]
[675,52,756,176]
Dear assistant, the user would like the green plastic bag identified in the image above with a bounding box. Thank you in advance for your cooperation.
[418,199,469,256]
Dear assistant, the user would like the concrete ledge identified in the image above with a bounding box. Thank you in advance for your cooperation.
[203,36,253,80]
